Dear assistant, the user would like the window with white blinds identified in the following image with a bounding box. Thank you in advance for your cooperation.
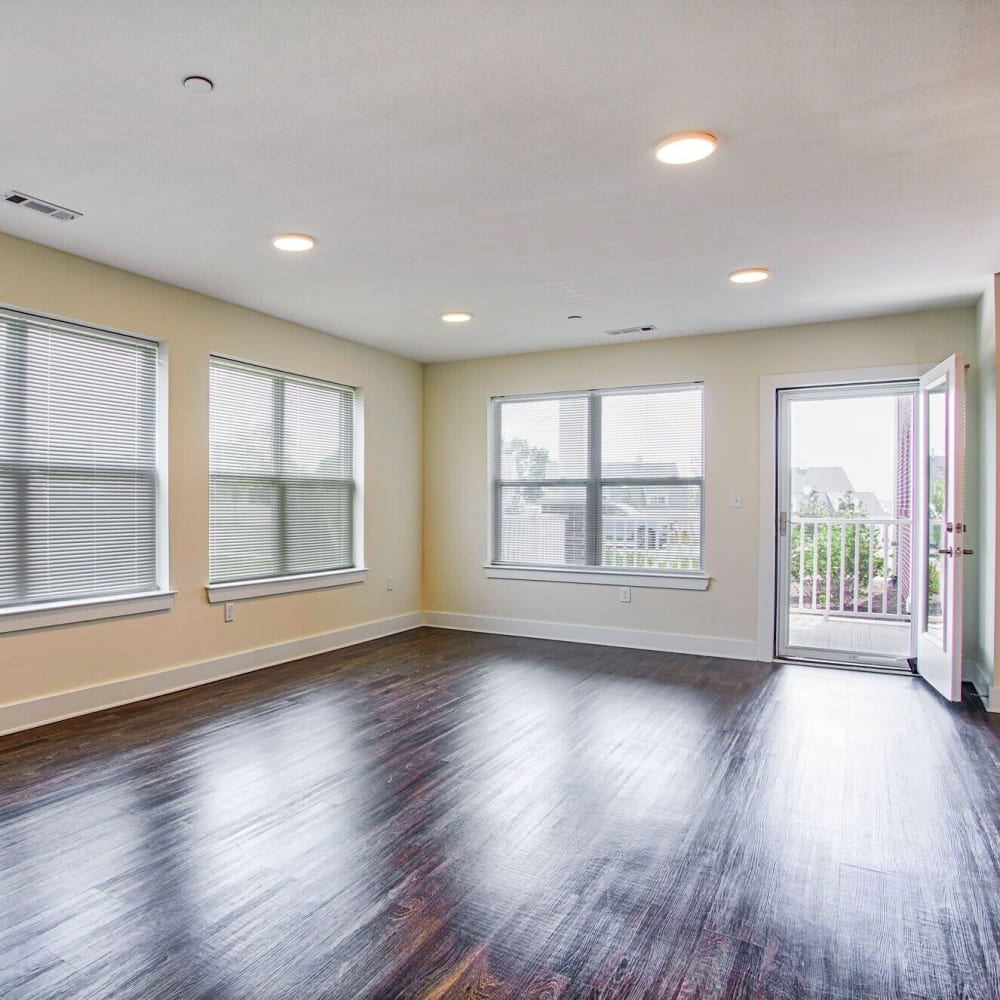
[0,309,161,609]
[492,383,704,573]
[209,358,356,584]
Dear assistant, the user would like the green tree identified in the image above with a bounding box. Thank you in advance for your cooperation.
[927,474,945,602]
[791,490,884,611]
[504,438,549,503]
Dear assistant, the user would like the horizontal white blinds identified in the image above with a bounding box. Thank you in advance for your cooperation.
[0,309,160,608]
[209,358,355,584]
[493,384,704,571]
[497,395,590,480]
[601,388,703,479]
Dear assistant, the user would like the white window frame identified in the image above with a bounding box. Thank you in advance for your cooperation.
[0,305,173,634]
[204,356,366,604]
[485,382,710,590]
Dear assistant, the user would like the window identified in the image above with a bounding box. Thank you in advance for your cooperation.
[491,383,704,578]
[208,357,359,593]
[0,307,165,619]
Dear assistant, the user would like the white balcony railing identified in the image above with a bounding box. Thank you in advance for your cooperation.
[789,517,911,621]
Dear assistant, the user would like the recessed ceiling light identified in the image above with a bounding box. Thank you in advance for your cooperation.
[729,267,770,284]
[654,131,718,165]
[441,311,473,323]
[272,234,316,252]
[182,76,214,93]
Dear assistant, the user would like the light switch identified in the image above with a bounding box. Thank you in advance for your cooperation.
[730,492,744,509]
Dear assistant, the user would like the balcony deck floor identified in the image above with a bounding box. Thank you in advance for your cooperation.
[787,611,912,660]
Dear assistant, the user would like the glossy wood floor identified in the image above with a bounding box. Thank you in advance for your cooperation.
[2,628,999,999]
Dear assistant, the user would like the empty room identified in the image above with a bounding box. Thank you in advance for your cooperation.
[2,2,999,997]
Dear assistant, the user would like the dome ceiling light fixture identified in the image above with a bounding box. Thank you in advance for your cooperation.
[729,267,770,284]
[654,131,718,165]
[272,234,316,252]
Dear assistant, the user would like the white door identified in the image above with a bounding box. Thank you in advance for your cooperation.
[914,355,967,701]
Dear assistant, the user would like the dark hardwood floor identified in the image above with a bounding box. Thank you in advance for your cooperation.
[2,627,999,999]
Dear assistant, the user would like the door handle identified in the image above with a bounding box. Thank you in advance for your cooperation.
[962,548,975,555]
[936,547,953,556]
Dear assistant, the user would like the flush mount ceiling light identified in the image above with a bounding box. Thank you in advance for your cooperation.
[272,234,316,252]
[182,75,214,93]
[654,131,718,165]
[441,311,473,323]
[729,267,770,284]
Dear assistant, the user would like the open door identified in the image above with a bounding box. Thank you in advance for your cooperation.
[914,355,967,701]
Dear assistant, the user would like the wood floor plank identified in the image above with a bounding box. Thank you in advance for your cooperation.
[1,627,998,999]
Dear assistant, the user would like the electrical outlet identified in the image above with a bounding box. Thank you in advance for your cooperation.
[386,575,394,591]
[619,586,631,603]
[224,601,235,623]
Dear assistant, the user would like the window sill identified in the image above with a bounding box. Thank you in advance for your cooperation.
[483,565,710,590]
[0,591,176,634]
[205,568,368,603]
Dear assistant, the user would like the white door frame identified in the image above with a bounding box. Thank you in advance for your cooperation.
[756,364,927,662]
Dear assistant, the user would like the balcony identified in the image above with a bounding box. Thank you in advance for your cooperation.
[786,516,912,660]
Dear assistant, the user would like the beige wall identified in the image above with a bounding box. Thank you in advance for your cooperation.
[977,276,1000,693]
[423,307,978,653]
[1,230,989,715]
[0,234,422,708]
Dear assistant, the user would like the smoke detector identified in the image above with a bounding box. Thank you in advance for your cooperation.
[3,190,82,222]
[605,324,657,337]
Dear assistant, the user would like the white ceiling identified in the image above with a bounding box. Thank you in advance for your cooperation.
[2,1,999,362]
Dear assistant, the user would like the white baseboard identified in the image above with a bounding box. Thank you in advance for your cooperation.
[422,611,758,661]
[990,688,1000,714]
[18,608,984,734]
[0,612,423,736]
[963,658,994,703]
[0,609,802,737]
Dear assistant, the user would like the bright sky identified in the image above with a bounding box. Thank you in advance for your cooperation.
[501,389,703,475]
[789,394,907,503]
[502,390,915,502]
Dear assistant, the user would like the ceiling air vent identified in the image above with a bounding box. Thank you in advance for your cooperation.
[4,190,82,221]
[605,324,657,337]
